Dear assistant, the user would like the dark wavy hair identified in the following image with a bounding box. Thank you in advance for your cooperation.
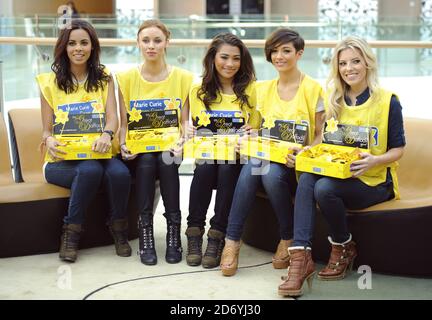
[51,19,110,93]
[198,32,255,111]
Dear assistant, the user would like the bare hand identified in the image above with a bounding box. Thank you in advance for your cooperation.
[46,136,66,161]
[350,152,378,177]
[92,134,112,153]
[170,137,185,157]
[120,144,138,161]
[285,146,302,168]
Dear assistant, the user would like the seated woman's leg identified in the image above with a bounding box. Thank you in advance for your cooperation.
[221,159,262,275]
[134,153,158,265]
[44,159,104,262]
[157,152,182,263]
[101,157,132,257]
[261,162,297,268]
[185,162,217,266]
[201,161,242,268]
[313,177,393,280]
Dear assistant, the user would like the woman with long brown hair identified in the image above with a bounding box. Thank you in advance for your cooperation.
[37,19,131,263]
[184,33,260,269]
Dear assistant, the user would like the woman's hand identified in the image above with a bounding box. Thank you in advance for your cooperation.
[186,125,197,140]
[92,133,112,154]
[120,143,138,161]
[239,124,252,136]
[285,146,302,168]
[46,136,67,161]
[170,137,185,157]
[350,152,378,178]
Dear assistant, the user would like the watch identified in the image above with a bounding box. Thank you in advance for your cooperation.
[102,130,114,140]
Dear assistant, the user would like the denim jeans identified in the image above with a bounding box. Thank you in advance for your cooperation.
[226,159,297,241]
[292,172,394,247]
[125,152,181,220]
[44,158,131,225]
[187,162,242,233]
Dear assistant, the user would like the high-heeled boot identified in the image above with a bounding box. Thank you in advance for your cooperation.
[318,234,357,281]
[278,247,316,297]
[138,214,157,265]
[220,239,241,276]
[272,239,293,269]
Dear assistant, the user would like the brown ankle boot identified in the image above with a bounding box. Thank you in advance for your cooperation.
[185,227,205,266]
[278,247,315,297]
[272,239,293,269]
[220,239,241,276]
[59,224,82,263]
[318,235,357,281]
[202,229,225,269]
[109,219,132,257]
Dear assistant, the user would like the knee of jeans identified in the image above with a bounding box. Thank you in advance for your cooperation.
[107,166,131,184]
[76,161,104,180]
[314,178,335,203]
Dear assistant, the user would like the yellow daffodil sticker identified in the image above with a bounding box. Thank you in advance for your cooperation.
[54,109,69,125]
[325,117,339,134]
[234,112,242,118]
[92,102,104,113]
[164,98,180,110]
[262,115,276,129]
[197,111,211,127]
[128,108,142,123]
[81,94,92,102]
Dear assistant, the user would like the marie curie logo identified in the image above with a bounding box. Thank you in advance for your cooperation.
[130,98,182,111]
[58,101,97,114]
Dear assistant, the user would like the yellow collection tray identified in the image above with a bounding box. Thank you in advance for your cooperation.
[183,135,238,161]
[296,144,367,179]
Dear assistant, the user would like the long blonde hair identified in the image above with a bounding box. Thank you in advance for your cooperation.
[326,36,379,120]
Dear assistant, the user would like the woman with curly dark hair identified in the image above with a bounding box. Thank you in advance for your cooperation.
[37,19,131,263]
[184,33,260,269]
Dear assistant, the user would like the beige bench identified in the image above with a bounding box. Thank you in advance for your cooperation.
[0,108,141,258]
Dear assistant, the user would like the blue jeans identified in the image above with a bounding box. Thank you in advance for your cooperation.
[44,158,131,225]
[293,172,394,247]
[226,159,297,241]
[125,152,180,220]
[187,162,242,233]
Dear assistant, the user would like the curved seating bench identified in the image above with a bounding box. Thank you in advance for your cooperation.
[242,117,432,277]
[0,108,146,258]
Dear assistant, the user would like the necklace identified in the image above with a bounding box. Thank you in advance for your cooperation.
[72,73,88,85]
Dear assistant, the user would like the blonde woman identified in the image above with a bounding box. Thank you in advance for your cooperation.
[279,36,406,297]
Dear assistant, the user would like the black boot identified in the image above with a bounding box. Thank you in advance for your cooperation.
[164,212,183,263]
[138,214,157,265]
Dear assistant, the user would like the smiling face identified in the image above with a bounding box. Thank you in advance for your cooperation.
[338,48,368,93]
[137,26,168,61]
[66,28,92,67]
[270,42,303,72]
[214,44,241,83]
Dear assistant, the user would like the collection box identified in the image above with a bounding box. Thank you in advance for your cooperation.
[295,120,370,179]
[126,109,180,154]
[240,121,308,164]
[184,114,244,160]
[47,111,112,162]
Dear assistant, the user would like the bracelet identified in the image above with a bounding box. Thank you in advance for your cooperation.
[42,135,53,146]
[102,130,114,141]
